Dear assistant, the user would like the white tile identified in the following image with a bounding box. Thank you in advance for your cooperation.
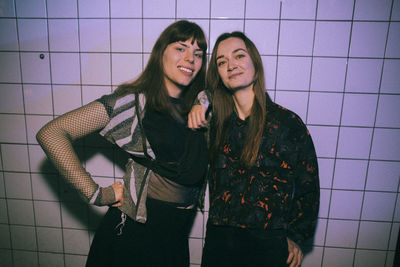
[209,19,244,51]
[0,224,11,248]
[8,199,35,225]
[361,192,396,221]
[389,223,399,250]
[0,52,21,83]
[275,91,308,122]
[317,0,354,20]
[0,19,18,50]
[177,0,210,18]
[307,126,339,158]
[307,92,342,125]
[1,144,30,172]
[0,0,15,17]
[357,221,391,250]
[0,84,24,113]
[59,180,84,202]
[26,115,52,144]
[0,114,26,143]
[20,52,51,83]
[350,22,388,58]
[15,0,46,17]
[63,228,90,254]
[143,19,175,53]
[0,173,5,197]
[386,22,400,58]
[13,251,39,267]
[276,56,311,91]
[143,0,175,18]
[52,85,81,115]
[245,0,280,19]
[47,0,78,18]
[325,219,359,248]
[80,53,111,85]
[61,202,89,229]
[318,158,334,188]
[333,159,367,190]
[110,0,142,18]
[31,173,59,201]
[23,84,53,115]
[381,59,400,94]
[190,211,205,238]
[48,19,79,51]
[322,247,355,267]
[79,19,110,52]
[337,127,373,159]
[189,238,203,265]
[345,58,383,93]
[78,0,109,18]
[371,129,400,160]
[354,0,392,21]
[376,95,400,128]
[314,22,351,57]
[17,19,48,51]
[279,21,314,56]
[341,93,378,127]
[38,252,64,267]
[211,0,245,18]
[312,218,327,246]
[111,19,142,52]
[281,0,317,19]
[65,254,87,267]
[395,197,400,221]
[262,56,277,90]
[0,199,8,224]
[366,161,400,192]
[37,227,63,252]
[51,53,81,84]
[85,147,115,177]
[353,249,386,267]
[393,0,400,20]
[310,58,347,92]
[4,172,32,199]
[111,54,142,85]
[34,200,62,227]
[245,20,279,55]
[318,188,331,218]
[82,85,112,105]
[302,246,323,267]
[329,190,363,220]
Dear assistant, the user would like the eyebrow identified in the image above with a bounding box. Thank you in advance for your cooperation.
[177,42,203,52]
[216,48,247,60]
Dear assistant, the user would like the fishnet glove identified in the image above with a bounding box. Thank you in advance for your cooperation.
[37,101,114,204]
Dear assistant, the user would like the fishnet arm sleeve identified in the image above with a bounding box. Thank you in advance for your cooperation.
[36,101,114,204]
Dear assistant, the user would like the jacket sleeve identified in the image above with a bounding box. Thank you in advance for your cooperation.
[286,117,320,245]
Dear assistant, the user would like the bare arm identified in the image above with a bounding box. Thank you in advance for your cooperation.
[36,101,122,205]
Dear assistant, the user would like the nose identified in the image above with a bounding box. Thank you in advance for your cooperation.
[185,50,194,63]
[227,59,237,71]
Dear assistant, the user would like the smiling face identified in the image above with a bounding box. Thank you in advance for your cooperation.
[162,38,204,98]
[216,37,255,93]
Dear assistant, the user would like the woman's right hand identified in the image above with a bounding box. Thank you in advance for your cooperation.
[111,181,125,207]
[188,104,208,129]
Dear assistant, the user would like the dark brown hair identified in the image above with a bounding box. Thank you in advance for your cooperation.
[115,20,207,114]
[208,31,271,168]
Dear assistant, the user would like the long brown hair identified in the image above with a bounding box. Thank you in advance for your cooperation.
[208,31,271,168]
[115,20,207,114]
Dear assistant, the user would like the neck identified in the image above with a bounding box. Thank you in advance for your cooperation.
[232,86,254,120]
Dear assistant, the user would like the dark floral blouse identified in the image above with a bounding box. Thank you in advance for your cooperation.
[208,100,320,244]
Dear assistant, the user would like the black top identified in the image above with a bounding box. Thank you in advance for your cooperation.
[208,100,320,244]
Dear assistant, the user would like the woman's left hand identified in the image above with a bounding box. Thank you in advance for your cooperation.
[286,237,303,267]
[111,181,125,207]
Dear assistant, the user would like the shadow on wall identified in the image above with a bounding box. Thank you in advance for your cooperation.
[37,132,130,231]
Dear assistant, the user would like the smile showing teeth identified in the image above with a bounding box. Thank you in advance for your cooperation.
[179,66,193,73]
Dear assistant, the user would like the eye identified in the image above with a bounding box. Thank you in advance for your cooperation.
[236,54,245,59]
[175,47,185,52]
[217,60,226,67]
[194,52,203,59]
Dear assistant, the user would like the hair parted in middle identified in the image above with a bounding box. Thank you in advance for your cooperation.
[115,20,208,114]
[207,31,272,168]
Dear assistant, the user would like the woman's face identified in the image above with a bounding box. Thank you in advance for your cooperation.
[215,37,255,93]
[162,38,203,98]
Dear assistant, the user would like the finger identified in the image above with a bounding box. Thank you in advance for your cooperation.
[286,251,293,265]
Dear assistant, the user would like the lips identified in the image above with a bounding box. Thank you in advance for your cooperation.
[178,66,194,75]
[228,72,243,79]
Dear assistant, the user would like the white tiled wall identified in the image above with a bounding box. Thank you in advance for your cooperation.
[0,0,399,266]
